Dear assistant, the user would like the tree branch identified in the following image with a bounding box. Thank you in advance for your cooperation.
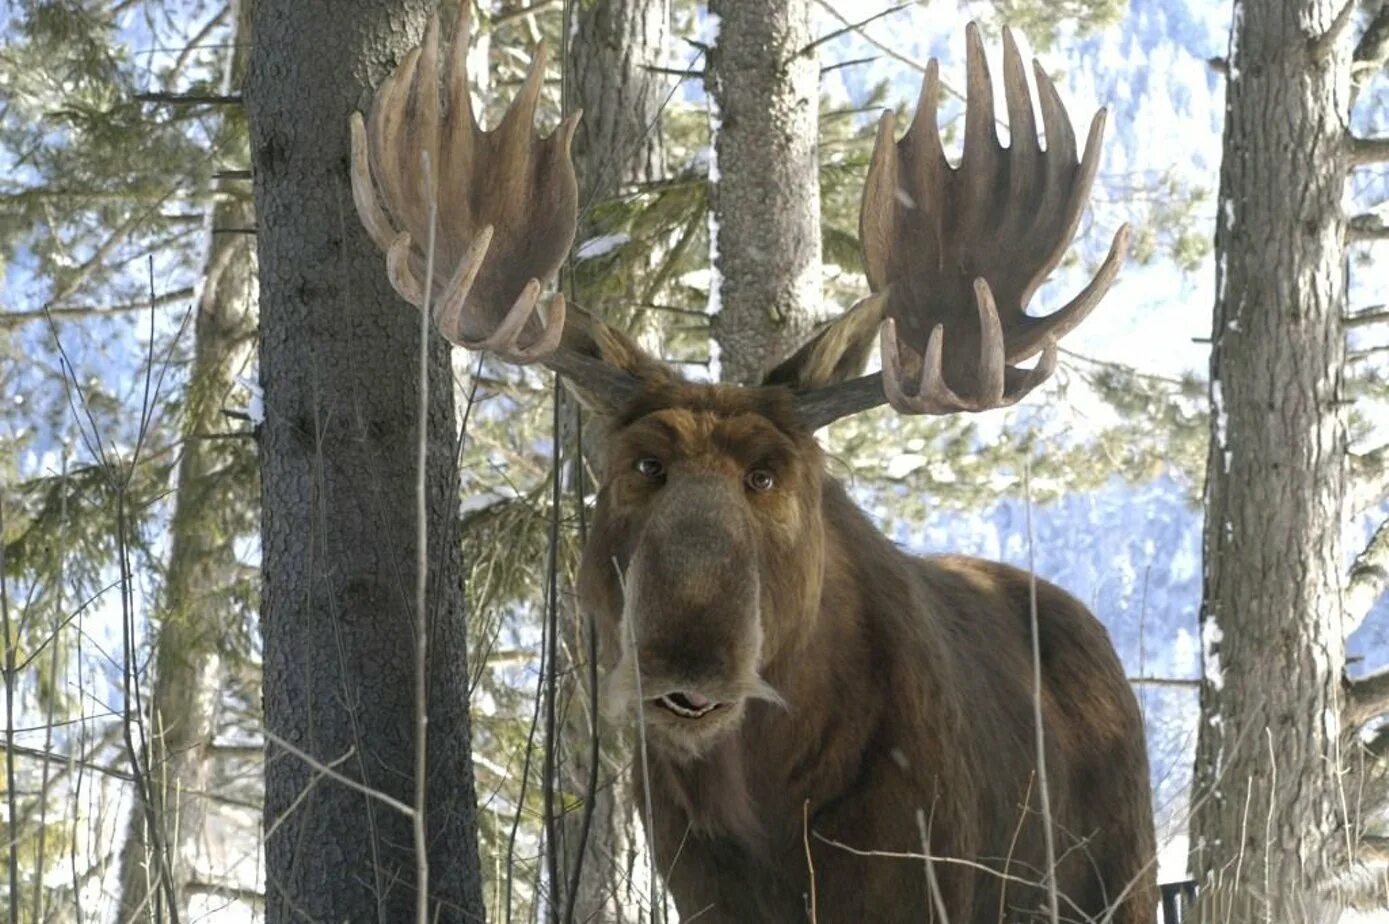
[1127,676,1201,688]
[1349,667,1389,726]
[1311,0,1360,59]
[0,287,195,330]
[1349,214,1389,242]
[1349,445,1389,514]
[1353,0,1389,104]
[1346,304,1389,328]
[1360,834,1389,863]
[1349,136,1389,166]
[1345,515,1389,635]
[797,1,914,60]
[186,880,264,906]
[135,91,243,106]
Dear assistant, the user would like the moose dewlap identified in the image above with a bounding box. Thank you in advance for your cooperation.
[352,8,1156,923]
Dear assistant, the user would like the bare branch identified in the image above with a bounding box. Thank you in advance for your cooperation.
[186,881,264,906]
[812,0,926,73]
[797,2,915,60]
[0,287,195,329]
[1349,214,1389,242]
[1346,305,1389,328]
[1128,676,1201,689]
[262,731,416,818]
[1349,667,1389,726]
[1358,834,1389,864]
[1349,136,1389,166]
[1349,445,1389,514]
[491,0,561,27]
[135,91,243,106]
[1310,0,1360,59]
[1353,0,1389,103]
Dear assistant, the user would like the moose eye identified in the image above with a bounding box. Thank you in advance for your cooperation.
[745,469,775,493]
[635,457,665,481]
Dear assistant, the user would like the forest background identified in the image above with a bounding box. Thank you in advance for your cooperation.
[1,0,1387,920]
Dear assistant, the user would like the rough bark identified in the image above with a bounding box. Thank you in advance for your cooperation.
[116,3,256,917]
[566,0,668,227]
[705,0,822,384]
[559,2,668,918]
[1188,1,1352,920]
[246,3,484,921]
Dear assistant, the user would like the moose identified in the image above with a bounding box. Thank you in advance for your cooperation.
[351,9,1157,922]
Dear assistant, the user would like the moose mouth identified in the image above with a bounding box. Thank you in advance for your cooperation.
[652,691,724,719]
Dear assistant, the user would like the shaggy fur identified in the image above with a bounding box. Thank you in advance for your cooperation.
[575,374,1158,924]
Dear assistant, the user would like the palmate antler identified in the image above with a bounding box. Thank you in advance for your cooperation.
[795,25,1129,427]
[350,6,579,362]
[351,5,654,405]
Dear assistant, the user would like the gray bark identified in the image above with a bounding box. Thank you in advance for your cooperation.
[246,2,484,921]
[116,3,256,917]
[559,2,668,918]
[706,0,822,384]
[566,0,668,222]
[1188,1,1353,920]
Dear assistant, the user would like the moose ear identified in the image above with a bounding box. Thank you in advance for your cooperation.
[761,293,886,392]
[558,307,675,415]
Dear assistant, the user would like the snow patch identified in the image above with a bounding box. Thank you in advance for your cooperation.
[885,453,927,479]
[1201,618,1224,691]
[574,233,630,261]
[236,375,265,426]
[1211,378,1230,472]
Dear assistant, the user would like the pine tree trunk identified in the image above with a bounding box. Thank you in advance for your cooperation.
[246,3,484,920]
[559,2,668,918]
[705,0,821,384]
[116,4,256,916]
[1189,2,1352,919]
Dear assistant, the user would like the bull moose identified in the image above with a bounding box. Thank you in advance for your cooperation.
[350,9,1157,922]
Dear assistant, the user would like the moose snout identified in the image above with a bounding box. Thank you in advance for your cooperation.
[621,480,765,703]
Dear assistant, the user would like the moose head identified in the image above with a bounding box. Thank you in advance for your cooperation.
[351,10,1154,922]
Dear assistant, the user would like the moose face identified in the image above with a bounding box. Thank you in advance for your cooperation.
[577,386,827,760]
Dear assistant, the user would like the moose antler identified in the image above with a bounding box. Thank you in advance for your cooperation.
[350,6,579,363]
[796,25,1128,427]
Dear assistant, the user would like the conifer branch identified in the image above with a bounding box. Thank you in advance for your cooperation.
[1346,516,1389,636]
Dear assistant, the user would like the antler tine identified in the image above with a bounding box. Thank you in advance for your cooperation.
[1006,223,1131,358]
[1000,29,1039,159]
[960,23,1001,232]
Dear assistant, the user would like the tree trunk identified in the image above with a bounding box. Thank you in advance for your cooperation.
[705,0,822,384]
[1188,2,1352,920]
[566,0,668,228]
[559,2,668,919]
[246,3,484,921]
[116,3,256,917]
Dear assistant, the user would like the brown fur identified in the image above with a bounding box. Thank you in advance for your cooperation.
[576,378,1158,923]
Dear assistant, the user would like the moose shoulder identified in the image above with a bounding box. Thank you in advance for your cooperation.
[351,9,1157,922]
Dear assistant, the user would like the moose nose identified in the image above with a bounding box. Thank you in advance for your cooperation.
[623,478,762,685]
